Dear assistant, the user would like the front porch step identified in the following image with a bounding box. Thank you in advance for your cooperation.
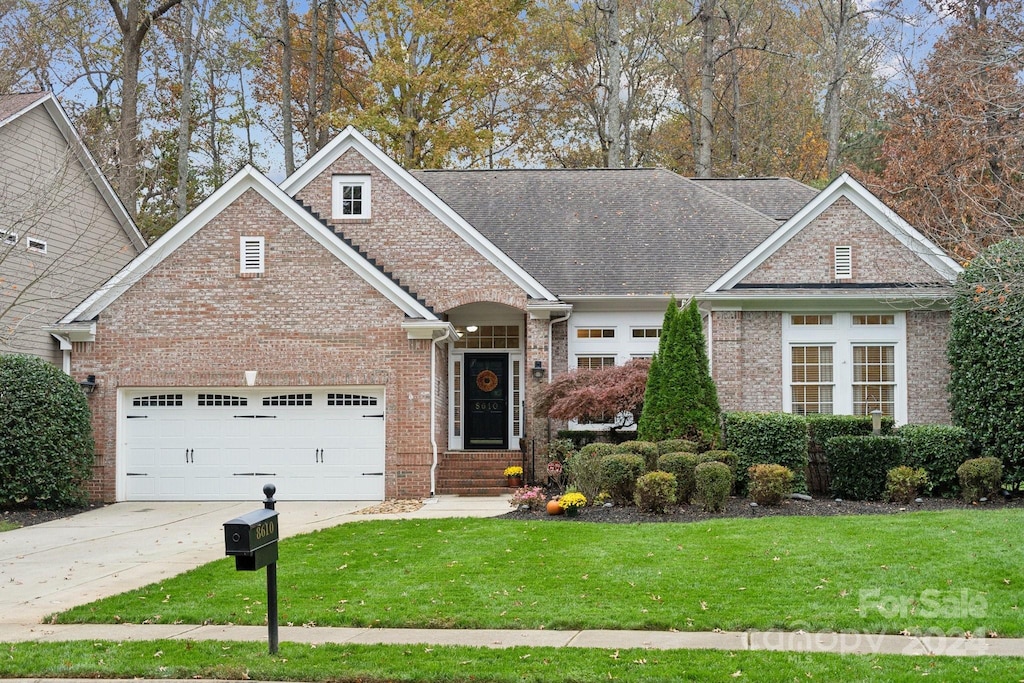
[436,450,525,496]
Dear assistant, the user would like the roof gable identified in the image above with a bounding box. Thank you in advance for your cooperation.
[280,127,557,302]
[62,166,438,323]
[0,92,146,252]
[707,173,963,293]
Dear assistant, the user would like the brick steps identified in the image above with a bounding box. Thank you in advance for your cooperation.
[437,450,525,496]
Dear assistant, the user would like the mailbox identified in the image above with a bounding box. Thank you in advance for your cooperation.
[224,508,279,571]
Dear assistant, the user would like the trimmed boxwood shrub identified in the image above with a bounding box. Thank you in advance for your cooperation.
[748,464,794,505]
[704,449,738,479]
[957,457,1003,502]
[657,438,701,455]
[0,354,95,508]
[615,440,660,472]
[895,424,973,497]
[634,471,677,512]
[600,453,645,505]
[827,435,903,500]
[657,451,713,504]
[723,412,809,493]
[695,461,732,512]
[885,466,928,503]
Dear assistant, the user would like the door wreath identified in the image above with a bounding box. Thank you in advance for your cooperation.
[476,370,499,392]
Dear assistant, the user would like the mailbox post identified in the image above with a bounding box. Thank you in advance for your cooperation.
[224,483,280,654]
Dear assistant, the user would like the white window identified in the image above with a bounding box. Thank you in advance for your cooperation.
[834,245,852,279]
[576,328,615,338]
[240,236,264,274]
[27,237,47,254]
[577,355,616,370]
[631,327,661,338]
[783,312,906,423]
[1,231,16,246]
[332,175,371,219]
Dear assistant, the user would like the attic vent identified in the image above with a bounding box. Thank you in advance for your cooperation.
[834,245,852,280]
[240,236,265,274]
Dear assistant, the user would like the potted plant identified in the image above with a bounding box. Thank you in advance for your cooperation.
[559,491,587,517]
[504,465,524,487]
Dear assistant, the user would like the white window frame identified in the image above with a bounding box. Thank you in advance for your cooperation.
[26,237,47,254]
[240,236,265,274]
[782,312,906,424]
[1,231,17,246]
[332,175,371,220]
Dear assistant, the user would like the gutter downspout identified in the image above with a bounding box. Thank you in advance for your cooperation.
[548,309,572,381]
[429,326,456,499]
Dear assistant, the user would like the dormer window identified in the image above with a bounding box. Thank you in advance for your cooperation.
[332,175,371,220]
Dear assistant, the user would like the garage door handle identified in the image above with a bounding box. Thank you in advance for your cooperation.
[233,472,278,476]
[362,472,384,476]
[126,472,148,476]
[363,414,384,418]
[234,415,278,419]
[126,415,148,419]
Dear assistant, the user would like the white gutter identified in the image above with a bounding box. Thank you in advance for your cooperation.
[429,326,456,498]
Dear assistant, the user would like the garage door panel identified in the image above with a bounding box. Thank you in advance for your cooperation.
[121,388,385,501]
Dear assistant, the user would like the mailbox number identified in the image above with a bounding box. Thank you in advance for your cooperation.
[254,520,276,540]
[473,401,502,411]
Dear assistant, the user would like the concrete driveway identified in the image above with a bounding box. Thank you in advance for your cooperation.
[0,496,509,625]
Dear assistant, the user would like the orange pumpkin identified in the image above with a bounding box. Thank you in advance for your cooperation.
[546,499,563,515]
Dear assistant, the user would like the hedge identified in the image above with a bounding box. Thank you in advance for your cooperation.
[896,424,973,497]
[827,435,903,500]
[600,453,645,505]
[723,412,809,493]
[0,354,95,508]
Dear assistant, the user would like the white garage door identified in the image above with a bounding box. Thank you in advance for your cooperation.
[120,388,385,501]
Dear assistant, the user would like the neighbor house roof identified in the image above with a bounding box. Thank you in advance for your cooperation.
[688,177,819,222]
[413,168,783,298]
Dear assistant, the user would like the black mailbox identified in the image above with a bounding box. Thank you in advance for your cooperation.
[224,508,279,571]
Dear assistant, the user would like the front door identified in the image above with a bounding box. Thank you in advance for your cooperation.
[464,354,508,449]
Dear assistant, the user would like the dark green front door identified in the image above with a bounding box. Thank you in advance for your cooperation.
[465,354,508,449]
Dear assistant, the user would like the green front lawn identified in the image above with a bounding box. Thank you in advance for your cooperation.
[55,509,1024,638]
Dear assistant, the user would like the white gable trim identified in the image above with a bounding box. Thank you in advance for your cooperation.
[281,127,558,302]
[707,173,963,293]
[1,93,147,252]
[62,166,438,323]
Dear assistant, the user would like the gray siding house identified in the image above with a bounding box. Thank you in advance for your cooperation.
[0,92,146,367]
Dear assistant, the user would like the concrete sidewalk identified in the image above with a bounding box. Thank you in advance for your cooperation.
[0,622,1022,658]
[2,495,1022,660]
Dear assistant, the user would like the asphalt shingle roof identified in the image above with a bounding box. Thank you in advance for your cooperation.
[689,177,819,222]
[0,91,48,125]
[413,168,785,298]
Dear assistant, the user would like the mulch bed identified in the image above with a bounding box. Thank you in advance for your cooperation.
[500,493,1024,523]
[1,502,107,528]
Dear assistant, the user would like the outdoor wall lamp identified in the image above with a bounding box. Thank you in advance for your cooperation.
[532,360,545,381]
[79,374,97,395]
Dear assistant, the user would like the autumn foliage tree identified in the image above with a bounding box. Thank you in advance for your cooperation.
[872,0,1024,260]
[536,358,650,430]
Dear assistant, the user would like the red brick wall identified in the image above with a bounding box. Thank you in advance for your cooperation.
[906,310,953,424]
[294,150,528,314]
[74,189,442,501]
[711,310,783,413]
[743,197,942,285]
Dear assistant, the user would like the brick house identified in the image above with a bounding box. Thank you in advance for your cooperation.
[54,128,961,502]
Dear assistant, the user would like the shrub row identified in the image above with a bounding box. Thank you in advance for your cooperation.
[722,412,976,500]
